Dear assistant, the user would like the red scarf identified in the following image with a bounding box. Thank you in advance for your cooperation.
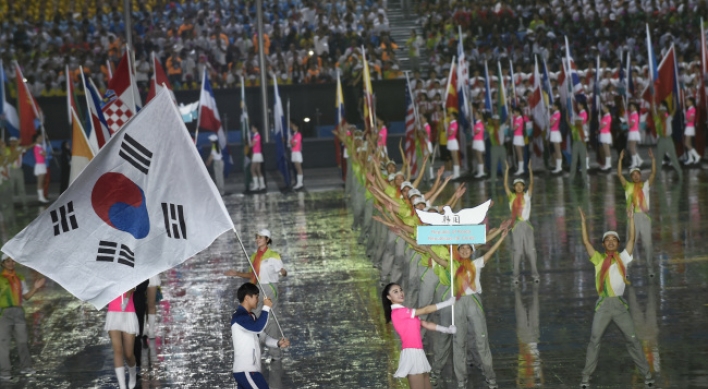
[250,248,267,284]
[1,269,22,307]
[633,183,648,213]
[597,251,630,295]
[511,193,524,225]
[453,256,476,300]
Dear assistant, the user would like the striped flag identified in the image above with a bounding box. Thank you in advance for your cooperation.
[69,108,95,184]
[404,75,418,175]
[81,70,110,154]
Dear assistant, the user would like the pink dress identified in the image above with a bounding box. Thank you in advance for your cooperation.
[104,292,140,334]
[629,111,639,133]
[291,132,302,152]
[686,106,696,134]
[473,120,485,141]
[549,111,561,133]
[447,120,458,141]
[513,116,524,136]
[252,132,262,154]
[599,113,613,144]
[378,126,388,147]
[33,144,46,165]
[390,304,430,377]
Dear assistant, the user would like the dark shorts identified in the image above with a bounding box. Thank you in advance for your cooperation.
[233,371,269,388]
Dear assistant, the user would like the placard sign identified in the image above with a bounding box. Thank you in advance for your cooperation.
[416,225,487,245]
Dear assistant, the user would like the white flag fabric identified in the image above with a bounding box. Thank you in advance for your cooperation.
[1,90,234,309]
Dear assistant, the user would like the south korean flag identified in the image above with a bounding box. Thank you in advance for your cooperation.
[1,90,234,309]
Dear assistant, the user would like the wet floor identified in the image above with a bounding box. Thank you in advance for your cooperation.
[1,167,708,389]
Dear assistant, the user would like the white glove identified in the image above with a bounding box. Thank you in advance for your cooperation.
[435,296,456,311]
[436,325,457,334]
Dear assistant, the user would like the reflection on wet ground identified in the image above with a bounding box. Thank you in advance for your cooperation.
[1,168,708,388]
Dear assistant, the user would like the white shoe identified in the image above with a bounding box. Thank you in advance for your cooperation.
[37,189,49,203]
[636,155,644,167]
[552,159,563,173]
[293,175,304,189]
[683,151,694,165]
[474,165,485,178]
[691,148,702,164]
[513,166,524,176]
[628,155,637,169]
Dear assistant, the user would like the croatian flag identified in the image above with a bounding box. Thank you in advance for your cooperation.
[1,90,234,309]
[529,57,548,130]
[102,50,142,133]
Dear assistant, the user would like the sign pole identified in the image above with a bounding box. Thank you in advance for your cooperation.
[449,242,454,326]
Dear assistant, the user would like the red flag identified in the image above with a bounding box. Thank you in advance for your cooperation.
[642,46,679,113]
[15,64,41,146]
[445,67,459,114]
[146,52,176,104]
[102,50,142,133]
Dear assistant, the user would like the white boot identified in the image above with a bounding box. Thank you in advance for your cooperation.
[691,148,702,164]
[628,155,637,169]
[514,164,524,176]
[115,367,127,389]
[635,154,644,167]
[294,175,304,189]
[602,157,612,171]
[474,164,485,178]
[147,314,157,339]
[249,178,258,191]
[552,159,562,173]
[428,167,435,180]
[128,364,137,389]
[258,177,266,190]
[452,165,460,179]
[586,157,590,170]
[37,189,49,204]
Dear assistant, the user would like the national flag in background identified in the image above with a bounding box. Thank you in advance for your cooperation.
[102,50,142,134]
[335,70,346,178]
[1,90,234,310]
[362,47,375,132]
[529,57,547,157]
[509,59,518,108]
[240,77,252,185]
[496,61,509,123]
[69,108,94,184]
[590,55,601,149]
[697,18,708,155]
[0,60,20,138]
[198,70,232,175]
[564,36,586,103]
[404,75,419,175]
[146,52,177,104]
[445,62,459,114]
[455,35,470,166]
[483,61,493,113]
[66,65,82,125]
[642,45,680,114]
[646,24,659,93]
[14,62,42,146]
[82,70,110,154]
[272,74,291,188]
[541,57,554,105]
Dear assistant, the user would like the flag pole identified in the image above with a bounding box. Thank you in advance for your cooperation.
[195,70,205,145]
[231,227,285,338]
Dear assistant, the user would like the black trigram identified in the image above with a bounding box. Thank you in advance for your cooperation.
[96,241,135,268]
[49,201,78,236]
[119,134,153,174]
[161,203,187,239]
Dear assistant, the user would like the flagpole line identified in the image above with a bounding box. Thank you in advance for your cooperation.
[231,227,286,339]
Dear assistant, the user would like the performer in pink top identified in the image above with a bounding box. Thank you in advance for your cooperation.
[512,107,526,176]
[446,111,461,179]
[290,120,305,189]
[599,105,613,171]
[105,291,140,389]
[32,133,49,203]
[549,103,563,173]
[249,124,266,192]
[472,105,486,178]
[683,97,701,165]
[420,115,435,179]
[382,283,456,389]
[377,117,388,157]
[627,103,642,169]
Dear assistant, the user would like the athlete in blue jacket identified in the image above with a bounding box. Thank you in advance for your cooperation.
[231,282,290,388]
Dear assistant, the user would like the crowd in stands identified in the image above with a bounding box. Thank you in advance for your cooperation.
[1,0,408,98]
[0,0,706,114]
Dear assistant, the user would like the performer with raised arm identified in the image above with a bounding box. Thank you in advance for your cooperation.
[577,207,654,389]
[617,149,657,277]
[504,161,539,284]
[428,222,510,389]
[381,283,456,389]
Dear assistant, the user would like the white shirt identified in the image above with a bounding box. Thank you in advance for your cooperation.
[258,253,284,284]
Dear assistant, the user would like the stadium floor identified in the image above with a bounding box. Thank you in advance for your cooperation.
[1,166,708,389]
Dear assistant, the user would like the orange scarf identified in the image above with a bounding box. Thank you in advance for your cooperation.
[453,256,477,300]
[597,251,630,295]
[511,193,524,225]
[250,248,267,284]
[1,269,22,307]
[632,183,648,213]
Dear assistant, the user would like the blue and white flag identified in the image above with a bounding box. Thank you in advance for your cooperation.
[272,75,291,188]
